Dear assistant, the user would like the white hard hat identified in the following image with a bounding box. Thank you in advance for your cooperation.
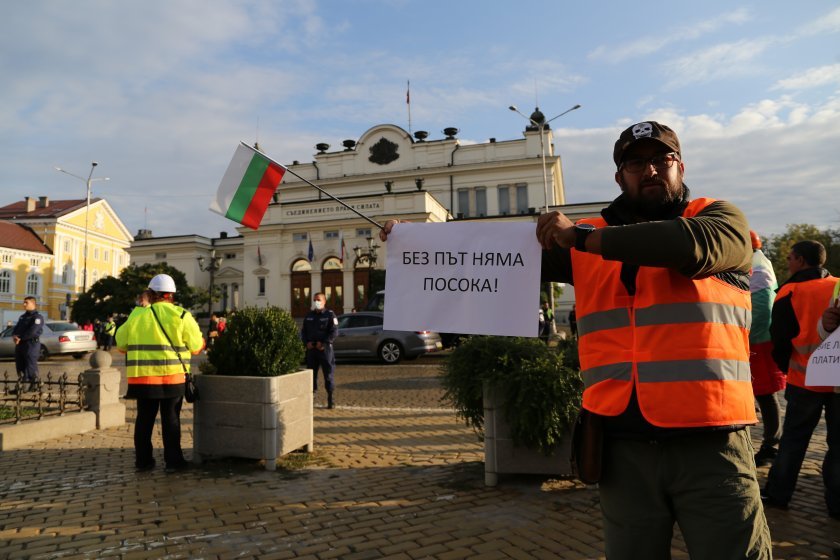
[148,274,177,293]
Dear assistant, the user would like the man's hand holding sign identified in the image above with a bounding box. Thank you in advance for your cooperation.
[378,220,542,337]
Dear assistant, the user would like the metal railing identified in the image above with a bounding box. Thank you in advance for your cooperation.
[0,371,86,425]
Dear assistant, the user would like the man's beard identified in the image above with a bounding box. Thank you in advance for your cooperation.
[626,178,684,219]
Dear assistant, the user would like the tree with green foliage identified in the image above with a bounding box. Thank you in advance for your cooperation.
[762,224,839,284]
[70,263,199,324]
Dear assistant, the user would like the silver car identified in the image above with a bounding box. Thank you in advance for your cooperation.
[333,312,443,364]
[0,321,97,361]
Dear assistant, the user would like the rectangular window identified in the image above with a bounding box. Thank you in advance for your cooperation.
[457,189,470,218]
[258,277,266,296]
[1,253,11,264]
[292,233,308,242]
[154,252,167,260]
[475,188,487,217]
[516,184,529,214]
[324,230,339,240]
[103,250,109,262]
[498,186,510,215]
[224,253,236,260]
[30,258,39,267]
[356,228,371,238]
[94,247,99,260]
[64,240,71,252]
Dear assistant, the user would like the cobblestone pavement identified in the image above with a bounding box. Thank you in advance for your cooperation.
[0,354,838,559]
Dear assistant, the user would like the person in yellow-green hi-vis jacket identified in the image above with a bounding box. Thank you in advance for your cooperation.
[116,274,204,473]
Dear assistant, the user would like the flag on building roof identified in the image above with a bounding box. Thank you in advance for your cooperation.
[308,237,314,262]
[209,143,285,230]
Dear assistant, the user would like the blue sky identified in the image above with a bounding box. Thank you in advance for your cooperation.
[1,0,839,240]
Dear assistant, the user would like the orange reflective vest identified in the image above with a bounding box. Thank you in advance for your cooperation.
[571,198,756,428]
[775,276,839,393]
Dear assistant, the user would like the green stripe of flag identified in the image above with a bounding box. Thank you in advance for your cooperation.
[225,153,270,223]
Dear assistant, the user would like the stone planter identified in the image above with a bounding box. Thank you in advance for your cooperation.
[483,384,573,486]
[192,369,314,471]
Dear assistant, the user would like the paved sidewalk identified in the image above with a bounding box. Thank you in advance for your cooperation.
[0,366,838,558]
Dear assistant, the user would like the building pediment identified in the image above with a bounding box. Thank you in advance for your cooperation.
[215,266,242,281]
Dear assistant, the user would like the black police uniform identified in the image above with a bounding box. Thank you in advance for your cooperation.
[13,308,44,387]
[301,307,338,406]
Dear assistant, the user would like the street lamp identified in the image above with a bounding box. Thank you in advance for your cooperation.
[55,162,110,293]
[353,237,379,268]
[509,103,581,328]
[509,103,581,212]
[197,249,223,339]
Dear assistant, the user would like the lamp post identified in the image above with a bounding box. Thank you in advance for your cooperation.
[509,103,581,327]
[353,236,379,268]
[508,104,581,212]
[55,162,110,293]
[197,249,223,338]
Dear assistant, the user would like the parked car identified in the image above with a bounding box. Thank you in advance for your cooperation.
[0,321,97,361]
[363,290,467,349]
[333,311,443,364]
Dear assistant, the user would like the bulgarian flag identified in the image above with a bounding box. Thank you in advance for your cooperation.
[210,143,286,230]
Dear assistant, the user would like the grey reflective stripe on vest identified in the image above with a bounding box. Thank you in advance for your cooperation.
[581,362,632,388]
[794,342,822,355]
[637,359,751,383]
[788,360,806,373]
[577,308,630,337]
[125,358,186,367]
[636,302,751,330]
[126,344,189,353]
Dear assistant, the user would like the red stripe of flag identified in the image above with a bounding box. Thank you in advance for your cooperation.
[241,163,285,229]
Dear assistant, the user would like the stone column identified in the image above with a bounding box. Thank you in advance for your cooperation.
[81,350,126,429]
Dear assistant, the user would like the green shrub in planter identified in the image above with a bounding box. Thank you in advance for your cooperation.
[440,336,582,454]
[203,306,305,376]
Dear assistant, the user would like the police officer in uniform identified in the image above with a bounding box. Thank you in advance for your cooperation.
[13,296,44,392]
[301,292,338,409]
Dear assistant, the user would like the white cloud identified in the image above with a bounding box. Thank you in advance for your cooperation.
[772,63,840,91]
[661,39,771,88]
[588,8,751,63]
[795,6,840,37]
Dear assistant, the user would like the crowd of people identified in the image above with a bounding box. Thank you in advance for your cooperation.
[7,118,837,557]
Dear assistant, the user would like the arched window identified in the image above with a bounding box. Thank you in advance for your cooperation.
[61,263,70,284]
[323,257,342,270]
[0,270,10,294]
[292,259,312,272]
[26,273,40,297]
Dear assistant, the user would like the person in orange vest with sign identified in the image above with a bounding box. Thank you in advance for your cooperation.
[379,121,771,558]
[763,240,840,519]
[533,122,769,558]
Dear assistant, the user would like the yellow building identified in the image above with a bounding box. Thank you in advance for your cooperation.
[0,196,133,320]
[0,222,53,325]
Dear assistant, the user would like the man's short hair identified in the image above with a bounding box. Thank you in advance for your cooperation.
[23,296,36,304]
[313,292,325,300]
[791,240,826,267]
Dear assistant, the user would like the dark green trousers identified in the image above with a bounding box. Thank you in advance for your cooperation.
[599,429,772,559]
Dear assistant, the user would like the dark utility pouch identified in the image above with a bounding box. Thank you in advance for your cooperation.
[570,408,604,484]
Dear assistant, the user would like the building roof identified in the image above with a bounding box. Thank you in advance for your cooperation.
[0,197,95,219]
[0,221,52,254]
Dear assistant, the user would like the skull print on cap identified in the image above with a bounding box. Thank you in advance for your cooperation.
[613,121,682,167]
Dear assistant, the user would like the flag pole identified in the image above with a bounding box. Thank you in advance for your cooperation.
[406,80,412,136]
[241,141,384,231]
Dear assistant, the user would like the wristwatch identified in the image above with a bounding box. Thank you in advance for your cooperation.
[574,223,596,252]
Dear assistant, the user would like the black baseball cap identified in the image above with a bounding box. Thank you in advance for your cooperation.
[613,121,681,167]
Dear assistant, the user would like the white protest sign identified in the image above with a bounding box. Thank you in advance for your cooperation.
[383,221,542,337]
[806,327,840,386]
